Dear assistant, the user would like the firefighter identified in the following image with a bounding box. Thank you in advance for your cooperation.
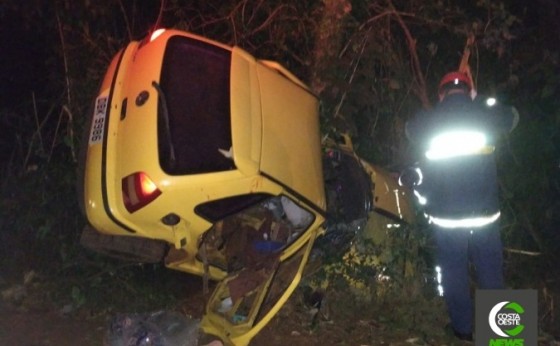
[403,71,519,341]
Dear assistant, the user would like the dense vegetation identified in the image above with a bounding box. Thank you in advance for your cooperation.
[1,0,558,339]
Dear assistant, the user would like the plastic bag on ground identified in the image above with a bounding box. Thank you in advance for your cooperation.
[105,310,200,346]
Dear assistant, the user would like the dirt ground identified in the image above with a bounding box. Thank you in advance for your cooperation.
[0,273,451,346]
[0,271,558,346]
[0,295,447,346]
[0,302,106,345]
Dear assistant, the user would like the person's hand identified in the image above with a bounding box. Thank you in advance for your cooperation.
[398,166,422,187]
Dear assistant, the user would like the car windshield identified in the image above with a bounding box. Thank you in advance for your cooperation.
[158,36,234,175]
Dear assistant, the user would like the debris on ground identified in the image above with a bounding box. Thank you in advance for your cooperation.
[105,310,200,346]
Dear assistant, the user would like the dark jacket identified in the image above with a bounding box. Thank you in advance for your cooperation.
[406,93,517,219]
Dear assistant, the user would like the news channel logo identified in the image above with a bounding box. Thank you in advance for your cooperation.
[476,290,537,345]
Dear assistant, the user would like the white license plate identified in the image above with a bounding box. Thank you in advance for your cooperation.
[89,95,108,145]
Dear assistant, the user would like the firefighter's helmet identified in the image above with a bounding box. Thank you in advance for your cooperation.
[438,71,472,101]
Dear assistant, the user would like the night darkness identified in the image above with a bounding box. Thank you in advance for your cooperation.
[0,2,161,165]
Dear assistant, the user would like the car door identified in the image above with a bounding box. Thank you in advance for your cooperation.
[198,194,324,346]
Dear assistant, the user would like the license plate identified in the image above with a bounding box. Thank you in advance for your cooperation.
[89,95,108,145]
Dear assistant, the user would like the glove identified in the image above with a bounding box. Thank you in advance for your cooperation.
[398,167,422,187]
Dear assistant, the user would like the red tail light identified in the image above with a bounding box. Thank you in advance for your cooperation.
[122,172,162,213]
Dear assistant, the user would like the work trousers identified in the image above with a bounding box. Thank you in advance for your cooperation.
[434,222,504,335]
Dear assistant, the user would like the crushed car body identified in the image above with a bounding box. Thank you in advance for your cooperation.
[78,28,414,346]
[79,28,326,345]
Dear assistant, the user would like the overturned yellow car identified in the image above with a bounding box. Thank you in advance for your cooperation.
[78,28,413,346]
[79,28,325,345]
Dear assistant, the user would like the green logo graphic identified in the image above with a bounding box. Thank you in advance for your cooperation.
[488,301,525,337]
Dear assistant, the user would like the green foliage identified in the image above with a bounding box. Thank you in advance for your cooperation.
[55,262,187,313]
[71,285,87,308]
[0,160,83,274]
[304,213,449,341]
[306,212,434,306]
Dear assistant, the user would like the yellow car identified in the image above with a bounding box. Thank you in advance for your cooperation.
[78,28,414,345]
[318,133,415,255]
[78,28,326,345]
[322,133,415,226]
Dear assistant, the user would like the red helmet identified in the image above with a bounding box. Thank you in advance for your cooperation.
[438,72,472,100]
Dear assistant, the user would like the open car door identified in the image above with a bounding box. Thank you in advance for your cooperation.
[197,193,324,346]
[200,235,316,346]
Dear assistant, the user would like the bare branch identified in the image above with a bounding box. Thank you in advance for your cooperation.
[249,5,290,37]
[503,248,541,256]
[334,31,370,119]
[31,92,44,153]
[386,0,430,109]
[63,105,76,162]
[47,108,64,164]
[118,0,133,41]
[55,7,72,110]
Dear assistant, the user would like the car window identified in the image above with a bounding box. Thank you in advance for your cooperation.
[195,193,272,222]
[158,36,234,175]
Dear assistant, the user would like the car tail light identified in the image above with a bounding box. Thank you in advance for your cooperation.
[122,172,162,213]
